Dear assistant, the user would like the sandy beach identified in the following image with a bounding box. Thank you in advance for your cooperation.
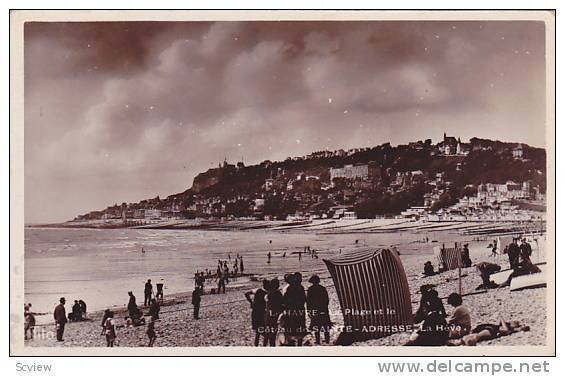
[24,220,547,348]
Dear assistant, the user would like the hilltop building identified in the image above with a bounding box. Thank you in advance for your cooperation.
[438,133,470,156]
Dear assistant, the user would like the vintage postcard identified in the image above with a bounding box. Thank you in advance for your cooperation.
[9,10,555,356]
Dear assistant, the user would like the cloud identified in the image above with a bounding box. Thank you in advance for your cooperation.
[24,21,546,222]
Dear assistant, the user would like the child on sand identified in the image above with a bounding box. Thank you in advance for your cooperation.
[103,311,116,347]
[24,304,35,340]
[147,317,157,347]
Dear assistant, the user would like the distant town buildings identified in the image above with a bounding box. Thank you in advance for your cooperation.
[74,134,545,224]
[330,162,379,181]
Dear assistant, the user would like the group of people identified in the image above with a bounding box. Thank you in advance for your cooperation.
[406,285,471,346]
[244,272,332,346]
[143,279,164,307]
[69,299,88,322]
[476,237,539,290]
[98,289,161,347]
[406,283,529,346]
[48,297,88,342]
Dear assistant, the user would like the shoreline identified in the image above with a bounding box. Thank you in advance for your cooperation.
[25,228,548,348]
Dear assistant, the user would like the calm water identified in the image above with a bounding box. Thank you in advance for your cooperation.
[24,227,432,317]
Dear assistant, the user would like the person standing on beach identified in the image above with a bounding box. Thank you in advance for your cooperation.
[282,272,307,346]
[461,244,472,268]
[217,271,226,294]
[101,309,112,334]
[127,291,139,319]
[306,275,332,345]
[149,298,160,320]
[53,297,67,342]
[71,300,82,322]
[144,279,153,307]
[240,256,244,274]
[267,252,272,264]
[103,311,116,347]
[490,241,498,257]
[78,300,87,320]
[520,238,533,262]
[507,238,521,270]
[24,304,35,340]
[192,287,202,319]
[265,278,283,346]
[245,280,269,346]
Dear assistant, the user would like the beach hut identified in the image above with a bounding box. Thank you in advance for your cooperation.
[433,245,462,271]
[323,248,413,344]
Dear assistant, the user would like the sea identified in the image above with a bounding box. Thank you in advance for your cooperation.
[23,226,447,318]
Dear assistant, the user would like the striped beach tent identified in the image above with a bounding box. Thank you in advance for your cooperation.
[323,248,413,344]
[433,246,462,271]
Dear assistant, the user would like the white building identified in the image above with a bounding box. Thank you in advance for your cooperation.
[330,164,370,181]
[145,209,161,220]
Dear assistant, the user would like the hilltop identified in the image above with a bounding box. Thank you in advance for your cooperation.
[73,135,546,223]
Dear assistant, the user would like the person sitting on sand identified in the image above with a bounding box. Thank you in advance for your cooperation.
[423,261,437,277]
[405,310,450,346]
[103,310,116,347]
[245,280,269,346]
[147,317,157,347]
[446,293,471,339]
[414,285,446,324]
[474,262,501,290]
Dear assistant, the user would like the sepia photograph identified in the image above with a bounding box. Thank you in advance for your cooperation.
[9,10,555,356]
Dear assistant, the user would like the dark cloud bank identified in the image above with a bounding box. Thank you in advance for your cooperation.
[24,21,546,222]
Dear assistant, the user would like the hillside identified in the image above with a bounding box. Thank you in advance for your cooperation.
[74,136,546,221]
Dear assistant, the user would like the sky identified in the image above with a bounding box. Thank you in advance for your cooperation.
[24,20,547,223]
